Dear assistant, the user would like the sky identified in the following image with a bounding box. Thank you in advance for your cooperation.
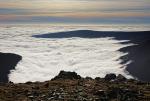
[0,0,150,24]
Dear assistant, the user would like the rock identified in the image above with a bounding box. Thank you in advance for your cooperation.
[136,81,146,85]
[52,70,81,80]
[107,87,139,101]
[77,79,84,86]
[8,81,13,84]
[94,90,105,96]
[85,77,93,80]
[95,77,101,81]
[25,81,32,85]
[104,73,116,81]
[28,95,34,99]
[41,94,46,98]
[107,87,121,98]
[44,82,49,88]
[116,74,127,81]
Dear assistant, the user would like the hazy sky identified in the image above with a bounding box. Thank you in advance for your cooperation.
[0,0,150,24]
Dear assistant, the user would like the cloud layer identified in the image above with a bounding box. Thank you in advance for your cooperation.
[0,24,149,83]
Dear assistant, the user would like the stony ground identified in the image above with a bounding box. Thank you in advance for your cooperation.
[0,71,150,101]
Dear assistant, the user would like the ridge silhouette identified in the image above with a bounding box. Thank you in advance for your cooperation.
[0,52,22,82]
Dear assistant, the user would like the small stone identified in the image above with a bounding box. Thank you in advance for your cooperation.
[41,94,46,98]
[28,95,34,99]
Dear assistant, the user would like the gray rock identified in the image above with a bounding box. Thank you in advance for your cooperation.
[116,74,127,81]
[104,73,116,81]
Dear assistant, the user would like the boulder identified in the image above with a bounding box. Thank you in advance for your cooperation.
[85,77,93,80]
[104,73,116,81]
[95,77,101,81]
[116,74,127,81]
[52,70,81,80]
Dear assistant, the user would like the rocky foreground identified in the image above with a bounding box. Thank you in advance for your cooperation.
[0,71,150,101]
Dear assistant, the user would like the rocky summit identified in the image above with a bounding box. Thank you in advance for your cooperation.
[0,71,150,101]
[51,70,81,80]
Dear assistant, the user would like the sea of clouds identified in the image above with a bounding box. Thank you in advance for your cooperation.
[0,24,149,83]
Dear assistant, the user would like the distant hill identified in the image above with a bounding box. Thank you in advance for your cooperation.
[0,52,22,82]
